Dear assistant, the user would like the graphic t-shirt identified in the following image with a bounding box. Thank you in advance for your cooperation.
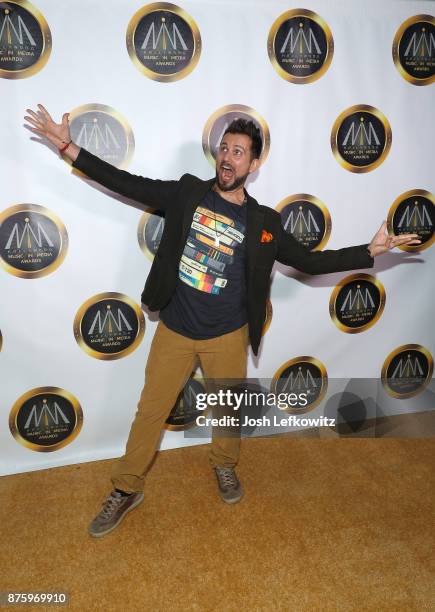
[160,190,248,339]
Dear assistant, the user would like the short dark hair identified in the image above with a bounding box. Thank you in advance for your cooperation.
[223,118,263,160]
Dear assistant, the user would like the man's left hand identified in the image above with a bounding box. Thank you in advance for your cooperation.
[368,220,421,257]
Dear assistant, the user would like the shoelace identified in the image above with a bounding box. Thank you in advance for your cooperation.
[100,493,124,519]
[216,468,238,490]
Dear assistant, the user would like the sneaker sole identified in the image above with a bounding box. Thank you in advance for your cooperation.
[88,493,144,538]
[220,488,243,504]
[221,495,243,504]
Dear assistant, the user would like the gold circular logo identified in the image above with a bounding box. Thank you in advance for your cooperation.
[267,9,333,84]
[393,15,435,86]
[73,292,145,360]
[271,356,328,414]
[0,203,68,278]
[331,105,392,173]
[137,209,165,261]
[381,344,433,399]
[9,387,83,452]
[68,104,135,169]
[276,194,331,251]
[0,0,51,79]
[165,374,206,430]
[329,273,385,334]
[126,2,201,82]
[202,104,270,167]
[387,189,434,252]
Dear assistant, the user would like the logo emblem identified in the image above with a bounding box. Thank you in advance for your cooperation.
[393,15,435,85]
[382,345,433,399]
[0,0,51,79]
[68,104,134,168]
[331,105,392,173]
[9,387,83,452]
[0,204,68,278]
[387,190,434,252]
[137,210,165,261]
[271,356,328,414]
[267,8,333,84]
[202,104,270,167]
[74,292,145,360]
[276,194,331,251]
[165,375,206,430]
[126,2,201,82]
[330,274,385,333]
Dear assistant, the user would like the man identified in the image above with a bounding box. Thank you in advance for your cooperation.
[24,104,420,538]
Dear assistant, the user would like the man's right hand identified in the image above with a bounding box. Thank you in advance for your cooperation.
[24,104,80,161]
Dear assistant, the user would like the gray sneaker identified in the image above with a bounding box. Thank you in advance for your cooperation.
[88,490,144,538]
[214,467,243,504]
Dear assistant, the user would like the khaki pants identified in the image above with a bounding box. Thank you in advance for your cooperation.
[111,320,249,493]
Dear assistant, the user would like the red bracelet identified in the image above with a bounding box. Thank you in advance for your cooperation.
[59,140,72,153]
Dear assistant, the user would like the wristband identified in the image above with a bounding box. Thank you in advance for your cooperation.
[59,140,72,153]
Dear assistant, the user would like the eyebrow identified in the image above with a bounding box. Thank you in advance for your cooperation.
[220,141,246,151]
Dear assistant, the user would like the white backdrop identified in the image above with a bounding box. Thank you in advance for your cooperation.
[1,0,434,476]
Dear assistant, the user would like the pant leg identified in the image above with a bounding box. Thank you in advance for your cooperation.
[197,324,249,469]
[111,321,197,493]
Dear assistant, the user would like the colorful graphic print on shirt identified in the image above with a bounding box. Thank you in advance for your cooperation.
[178,206,246,295]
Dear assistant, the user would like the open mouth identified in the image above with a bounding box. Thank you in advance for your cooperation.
[220,163,234,181]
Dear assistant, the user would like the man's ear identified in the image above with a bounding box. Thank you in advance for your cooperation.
[249,157,260,173]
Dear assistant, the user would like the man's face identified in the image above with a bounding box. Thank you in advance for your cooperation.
[215,132,259,192]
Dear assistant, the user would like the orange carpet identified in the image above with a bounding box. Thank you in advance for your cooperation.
[1,436,434,611]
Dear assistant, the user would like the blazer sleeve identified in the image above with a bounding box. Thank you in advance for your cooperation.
[275,223,374,274]
[71,147,179,211]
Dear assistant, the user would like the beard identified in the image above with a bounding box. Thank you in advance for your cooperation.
[215,169,249,192]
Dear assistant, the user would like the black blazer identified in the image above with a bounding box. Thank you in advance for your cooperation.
[72,148,374,355]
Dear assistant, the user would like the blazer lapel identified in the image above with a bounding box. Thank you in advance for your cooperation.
[181,177,215,240]
[245,195,264,281]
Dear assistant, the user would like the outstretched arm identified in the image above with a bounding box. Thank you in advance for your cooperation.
[276,224,374,274]
[24,104,178,211]
[276,221,420,275]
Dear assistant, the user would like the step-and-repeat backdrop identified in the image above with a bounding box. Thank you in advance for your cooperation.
[1,0,434,475]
